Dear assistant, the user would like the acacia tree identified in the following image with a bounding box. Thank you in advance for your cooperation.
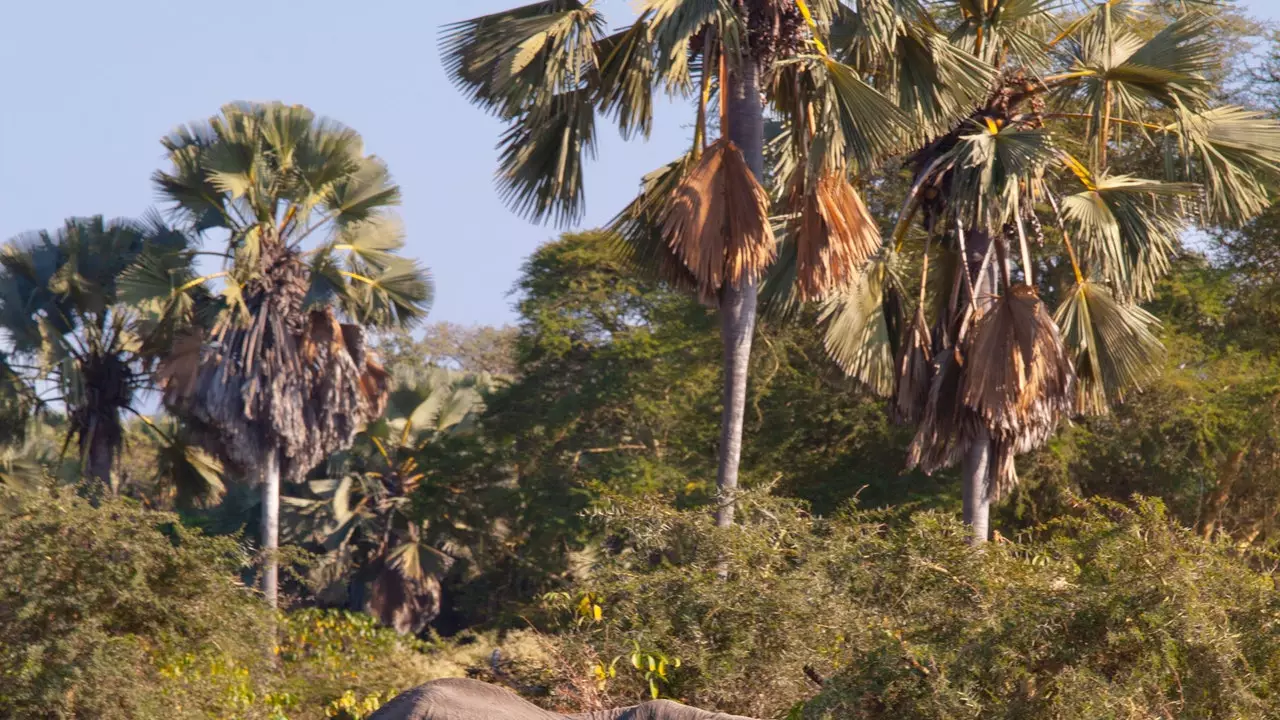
[804,1,1280,541]
[141,103,433,606]
[442,0,989,525]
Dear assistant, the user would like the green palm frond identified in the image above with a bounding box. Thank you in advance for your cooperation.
[323,156,402,227]
[142,418,226,509]
[948,0,1057,65]
[333,216,408,270]
[943,124,1056,225]
[304,248,350,312]
[644,0,727,92]
[758,232,802,321]
[1060,173,1196,299]
[894,32,998,143]
[1067,11,1217,122]
[343,258,434,329]
[157,104,403,242]
[1054,279,1164,416]
[828,0,935,63]
[594,17,656,138]
[1165,105,1280,225]
[820,249,905,397]
[496,87,597,226]
[441,0,603,118]
[815,56,912,172]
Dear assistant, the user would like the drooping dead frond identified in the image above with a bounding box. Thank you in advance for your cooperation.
[660,138,776,303]
[893,305,932,425]
[907,347,975,476]
[961,284,1074,496]
[792,172,881,301]
[159,250,392,484]
[611,151,700,294]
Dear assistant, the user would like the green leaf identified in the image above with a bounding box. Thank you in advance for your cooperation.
[495,87,597,226]
[820,249,905,397]
[441,1,603,118]
[1061,174,1196,299]
[1054,279,1164,416]
[593,18,655,139]
[1165,105,1280,225]
[816,56,911,172]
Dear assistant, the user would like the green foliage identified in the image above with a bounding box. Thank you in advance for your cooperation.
[0,491,274,718]
[0,492,518,719]
[285,368,501,634]
[548,493,1280,719]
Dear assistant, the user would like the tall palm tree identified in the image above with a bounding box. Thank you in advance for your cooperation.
[0,215,191,489]
[441,0,982,525]
[805,1,1280,541]
[140,103,433,606]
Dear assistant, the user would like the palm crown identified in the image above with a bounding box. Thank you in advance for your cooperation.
[139,102,434,482]
[0,215,189,485]
[443,0,1280,537]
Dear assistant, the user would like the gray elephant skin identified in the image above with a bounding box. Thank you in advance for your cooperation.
[368,677,759,720]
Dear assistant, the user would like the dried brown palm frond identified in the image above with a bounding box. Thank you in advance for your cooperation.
[893,305,933,425]
[611,151,700,294]
[160,250,391,484]
[907,346,978,475]
[660,138,776,304]
[792,172,881,302]
[961,283,1074,496]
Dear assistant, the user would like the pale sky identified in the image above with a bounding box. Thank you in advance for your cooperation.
[0,0,1275,328]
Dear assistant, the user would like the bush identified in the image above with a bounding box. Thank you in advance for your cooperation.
[546,494,1280,719]
[0,490,276,718]
[0,491,538,719]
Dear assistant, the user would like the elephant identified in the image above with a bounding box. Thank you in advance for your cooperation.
[368,677,759,720]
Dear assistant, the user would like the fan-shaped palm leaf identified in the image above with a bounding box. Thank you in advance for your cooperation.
[820,249,906,396]
[440,0,603,118]
[1165,105,1280,224]
[1060,172,1196,299]
[1054,278,1164,416]
[594,17,656,138]
[496,87,597,225]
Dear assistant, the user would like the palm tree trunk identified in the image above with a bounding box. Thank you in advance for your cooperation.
[82,422,114,496]
[714,51,765,529]
[961,228,997,544]
[261,447,281,608]
[962,430,992,544]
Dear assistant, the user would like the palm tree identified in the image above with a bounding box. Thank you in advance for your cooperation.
[0,216,192,490]
[807,1,1280,541]
[140,102,433,606]
[285,367,495,633]
[441,0,978,526]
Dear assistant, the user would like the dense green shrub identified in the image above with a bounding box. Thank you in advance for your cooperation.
[0,491,523,719]
[548,494,1280,719]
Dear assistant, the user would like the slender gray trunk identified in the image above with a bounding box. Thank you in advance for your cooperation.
[961,227,997,544]
[962,430,991,544]
[261,448,280,608]
[714,51,764,529]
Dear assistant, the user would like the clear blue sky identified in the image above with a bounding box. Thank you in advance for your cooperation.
[0,1,1274,328]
